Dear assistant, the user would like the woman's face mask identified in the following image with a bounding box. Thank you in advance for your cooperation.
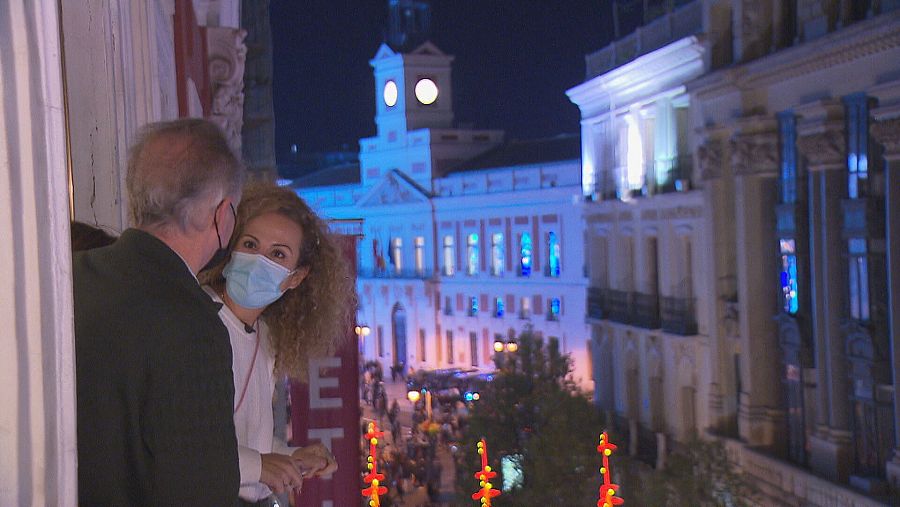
[223,251,294,309]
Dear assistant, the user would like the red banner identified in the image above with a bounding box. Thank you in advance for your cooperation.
[290,232,361,507]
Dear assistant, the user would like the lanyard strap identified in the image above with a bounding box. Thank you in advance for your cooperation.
[234,331,261,414]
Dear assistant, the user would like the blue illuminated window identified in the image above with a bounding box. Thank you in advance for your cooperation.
[495,297,504,318]
[779,239,799,314]
[549,298,561,321]
[548,232,561,277]
[469,296,479,317]
[520,233,532,276]
[844,93,870,199]
[467,233,479,275]
[778,112,798,204]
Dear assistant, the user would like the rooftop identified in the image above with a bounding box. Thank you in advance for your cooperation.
[445,134,581,174]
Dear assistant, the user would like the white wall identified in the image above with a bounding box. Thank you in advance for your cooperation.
[0,1,76,504]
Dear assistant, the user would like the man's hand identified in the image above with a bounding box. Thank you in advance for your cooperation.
[291,443,338,477]
[259,453,304,494]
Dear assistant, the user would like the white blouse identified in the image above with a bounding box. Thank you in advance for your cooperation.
[204,287,298,501]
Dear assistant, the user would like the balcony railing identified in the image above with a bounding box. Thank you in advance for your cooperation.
[660,296,697,335]
[587,155,693,202]
[632,292,661,329]
[585,0,702,79]
[603,289,633,325]
[358,267,434,280]
[587,287,606,320]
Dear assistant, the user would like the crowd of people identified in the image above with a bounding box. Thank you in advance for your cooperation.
[359,361,473,506]
[71,119,354,506]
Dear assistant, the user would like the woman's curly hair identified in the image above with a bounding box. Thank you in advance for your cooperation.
[202,181,356,380]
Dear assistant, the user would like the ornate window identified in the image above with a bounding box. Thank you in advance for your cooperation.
[519,233,533,276]
[548,298,561,321]
[491,232,504,276]
[547,232,561,277]
[780,239,799,314]
[467,233,479,275]
[848,238,870,321]
[414,236,425,275]
[442,235,455,276]
[390,237,402,273]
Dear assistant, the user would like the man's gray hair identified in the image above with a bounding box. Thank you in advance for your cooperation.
[126,119,245,232]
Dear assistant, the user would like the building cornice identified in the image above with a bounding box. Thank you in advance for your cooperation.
[567,35,706,119]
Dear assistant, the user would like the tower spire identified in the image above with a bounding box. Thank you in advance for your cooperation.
[387,0,431,52]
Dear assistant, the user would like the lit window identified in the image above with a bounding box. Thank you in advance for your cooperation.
[624,113,645,193]
[469,296,479,317]
[549,298,561,321]
[443,235,455,276]
[520,233,532,277]
[547,232,560,277]
[848,238,870,321]
[467,233,479,275]
[495,297,505,318]
[779,239,799,314]
[390,237,402,273]
[520,296,531,319]
[414,236,425,275]
[491,232,504,276]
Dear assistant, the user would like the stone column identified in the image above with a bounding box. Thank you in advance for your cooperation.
[696,127,739,435]
[871,95,900,488]
[207,26,247,158]
[797,100,853,482]
[730,116,784,447]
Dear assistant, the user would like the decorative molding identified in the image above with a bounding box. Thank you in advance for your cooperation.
[207,27,247,156]
[797,129,845,169]
[730,131,778,177]
[697,138,724,180]
[871,118,900,156]
[660,206,703,220]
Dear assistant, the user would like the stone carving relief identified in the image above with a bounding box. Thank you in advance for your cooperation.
[207,27,247,156]
[369,175,419,205]
[730,132,778,176]
[796,129,845,168]
[697,138,723,180]
[871,118,900,155]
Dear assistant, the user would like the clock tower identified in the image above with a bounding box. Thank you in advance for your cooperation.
[370,41,454,138]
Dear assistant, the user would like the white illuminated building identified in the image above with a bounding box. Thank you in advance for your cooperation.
[295,41,593,389]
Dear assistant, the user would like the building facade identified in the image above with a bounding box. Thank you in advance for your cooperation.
[295,40,593,388]
[572,0,900,504]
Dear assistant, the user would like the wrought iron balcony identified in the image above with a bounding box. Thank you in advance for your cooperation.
[358,267,434,280]
[660,296,697,335]
[587,286,606,320]
[603,289,633,325]
[632,292,661,329]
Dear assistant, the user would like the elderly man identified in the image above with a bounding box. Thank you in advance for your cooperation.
[74,119,244,505]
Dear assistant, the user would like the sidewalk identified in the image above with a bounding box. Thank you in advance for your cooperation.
[361,377,458,506]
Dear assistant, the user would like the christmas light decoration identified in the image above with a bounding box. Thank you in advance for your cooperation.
[362,421,387,506]
[597,431,624,507]
[472,438,501,506]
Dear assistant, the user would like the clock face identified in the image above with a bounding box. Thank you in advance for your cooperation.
[383,80,398,107]
[414,78,438,105]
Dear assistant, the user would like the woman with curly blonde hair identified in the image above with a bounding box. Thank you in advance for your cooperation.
[200,181,355,505]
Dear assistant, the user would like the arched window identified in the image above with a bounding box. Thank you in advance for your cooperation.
[547,232,560,277]
[520,233,532,276]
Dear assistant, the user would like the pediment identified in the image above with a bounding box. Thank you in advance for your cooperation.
[372,43,397,61]
[409,41,445,57]
[356,170,431,207]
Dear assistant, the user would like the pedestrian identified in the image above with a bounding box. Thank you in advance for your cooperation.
[73,119,244,505]
[201,182,352,504]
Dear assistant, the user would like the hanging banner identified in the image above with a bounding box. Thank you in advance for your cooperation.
[290,229,362,507]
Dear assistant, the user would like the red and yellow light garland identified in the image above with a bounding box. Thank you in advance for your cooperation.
[597,431,624,506]
[362,421,388,506]
[472,438,501,506]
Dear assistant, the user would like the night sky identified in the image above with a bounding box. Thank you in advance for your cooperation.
[269,1,612,163]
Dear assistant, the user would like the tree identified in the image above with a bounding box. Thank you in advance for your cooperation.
[455,327,601,505]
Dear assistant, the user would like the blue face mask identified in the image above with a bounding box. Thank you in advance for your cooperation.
[223,251,295,309]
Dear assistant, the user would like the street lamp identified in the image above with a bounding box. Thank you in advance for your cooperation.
[355,325,370,357]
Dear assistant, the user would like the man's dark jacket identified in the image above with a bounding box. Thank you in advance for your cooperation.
[74,229,239,506]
